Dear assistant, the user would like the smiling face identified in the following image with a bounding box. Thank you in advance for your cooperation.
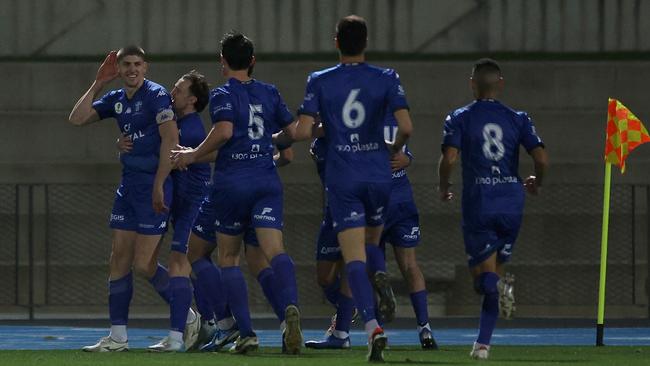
[117,55,147,89]
[171,78,196,115]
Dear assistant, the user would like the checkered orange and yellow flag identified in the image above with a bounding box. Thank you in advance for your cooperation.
[604,98,650,173]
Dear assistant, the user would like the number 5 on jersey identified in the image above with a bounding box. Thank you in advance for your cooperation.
[249,104,264,140]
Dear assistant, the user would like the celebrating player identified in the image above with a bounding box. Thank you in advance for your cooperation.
[171,31,302,355]
[438,58,548,360]
[289,15,414,362]
[68,46,178,352]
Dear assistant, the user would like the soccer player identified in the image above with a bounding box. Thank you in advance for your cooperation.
[185,144,294,352]
[438,58,548,360]
[68,47,178,352]
[290,15,413,362]
[305,114,437,351]
[379,114,437,348]
[171,31,302,355]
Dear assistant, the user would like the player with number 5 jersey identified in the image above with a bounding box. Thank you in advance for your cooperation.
[171,31,302,356]
[289,15,413,363]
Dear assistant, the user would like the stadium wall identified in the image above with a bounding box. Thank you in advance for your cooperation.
[3,0,650,57]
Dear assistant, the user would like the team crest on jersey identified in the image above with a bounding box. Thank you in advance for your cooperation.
[114,102,123,114]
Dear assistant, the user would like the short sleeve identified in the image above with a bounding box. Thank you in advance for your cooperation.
[209,89,235,124]
[384,69,409,112]
[274,89,294,128]
[151,88,175,125]
[519,113,545,152]
[92,91,117,120]
[297,73,320,117]
[441,113,462,151]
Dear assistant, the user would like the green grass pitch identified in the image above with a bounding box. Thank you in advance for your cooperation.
[1,346,649,366]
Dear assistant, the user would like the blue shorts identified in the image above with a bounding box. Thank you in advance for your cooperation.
[170,189,208,253]
[211,176,284,235]
[192,194,259,246]
[380,200,420,248]
[109,180,172,235]
[462,213,522,267]
[326,181,391,233]
[315,207,341,261]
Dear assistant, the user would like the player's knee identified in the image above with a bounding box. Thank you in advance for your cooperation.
[132,259,156,278]
[475,272,499,295]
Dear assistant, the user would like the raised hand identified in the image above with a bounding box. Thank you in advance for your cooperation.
[96,51,119,85]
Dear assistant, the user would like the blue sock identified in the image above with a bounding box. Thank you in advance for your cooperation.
[257,267,284,321]
[410,290,429,326]
[345,261,376,323]
[270,253,298,309]
[221,266,254,337]
[109,272,133,325]
[477,272,500,345]
[365,244,386,274]
[149,263,171,304]
[334,294,354,334]
[321,277,341,306]
[191,276,214,321]
[169,277,192,333]
[192,257,228,321]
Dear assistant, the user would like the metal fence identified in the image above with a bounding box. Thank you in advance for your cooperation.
[1,182,647,319]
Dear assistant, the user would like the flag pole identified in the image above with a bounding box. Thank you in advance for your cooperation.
[596,162,612,346]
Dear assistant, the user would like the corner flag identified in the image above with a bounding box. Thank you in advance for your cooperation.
[597,99,649,346]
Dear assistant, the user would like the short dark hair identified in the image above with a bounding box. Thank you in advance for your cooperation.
[181,70,210,112]
[472,58,502,80]
[117,46,146,62]
[221,31,254,74]
[471,58,502,93]
[336,15,367,56]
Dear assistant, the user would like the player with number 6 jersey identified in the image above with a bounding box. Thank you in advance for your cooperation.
[289,15,414,363]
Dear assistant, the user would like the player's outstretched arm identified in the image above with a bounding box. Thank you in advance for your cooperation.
[274,146,294,167]
[438,146,458,201]
[389,109,413,154]
[293,114,316,141]
[171,122,233,170]
[68,51,118,126]
[153,120,179,214]
[524,146,548,195]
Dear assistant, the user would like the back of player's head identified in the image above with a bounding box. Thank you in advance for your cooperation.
[181,70,210,112]
[221,31,255,74]
[336,15,367,56]
[117,46,146,62]
[471,58,502,89]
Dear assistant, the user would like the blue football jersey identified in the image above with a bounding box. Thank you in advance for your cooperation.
[442,99,544,214]
[298,63,409,184]
[209,78,294,181]
[383,114,415,204]
[93,79,175,185]
[173,112,211,197]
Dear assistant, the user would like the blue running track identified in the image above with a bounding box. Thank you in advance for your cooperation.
[0,326,649,350]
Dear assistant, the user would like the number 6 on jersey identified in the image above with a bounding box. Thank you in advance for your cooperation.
[342,89,366,128]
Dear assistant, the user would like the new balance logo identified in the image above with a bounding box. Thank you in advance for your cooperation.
[159,221,167,229]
